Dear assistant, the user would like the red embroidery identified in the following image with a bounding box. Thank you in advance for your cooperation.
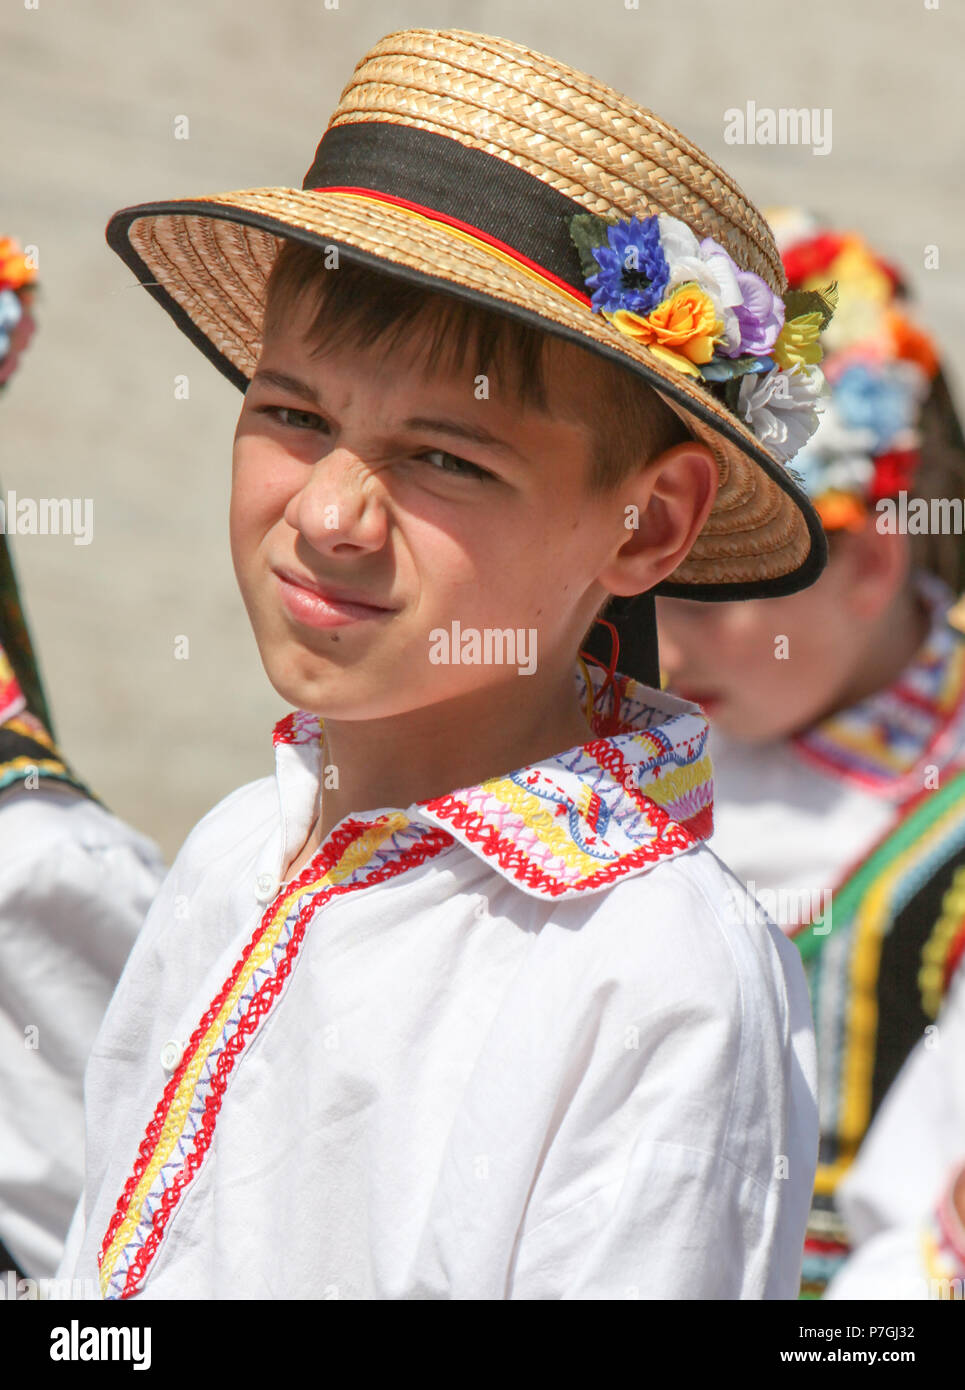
[100,817,454,1297]
[424,791,697,897]
[944,921,965,994]
[271,712,300,746]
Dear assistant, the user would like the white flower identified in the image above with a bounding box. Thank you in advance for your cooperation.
[737,363,830,463]
[657,214,743,352]
[762,205,821,255]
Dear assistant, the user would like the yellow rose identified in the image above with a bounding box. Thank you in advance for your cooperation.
[603,284,723,377]
[773,311,824,370]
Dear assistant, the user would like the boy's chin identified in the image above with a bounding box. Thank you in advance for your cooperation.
[261,658,352,718]
[258,646,405,721]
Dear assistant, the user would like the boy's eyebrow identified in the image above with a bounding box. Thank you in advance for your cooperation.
[249,367,531,461]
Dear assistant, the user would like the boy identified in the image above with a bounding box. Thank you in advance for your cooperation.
[658,210,965,1297]
[59,28,831,1299]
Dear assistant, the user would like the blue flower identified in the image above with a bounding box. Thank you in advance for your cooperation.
[699,355,773,383]
[584,215,670,314]
[832,363,920,453]
[0,288,22,331]
[0,289,21,359]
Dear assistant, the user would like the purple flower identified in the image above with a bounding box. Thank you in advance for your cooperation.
[728,269,785,359]
[584,215,670,315]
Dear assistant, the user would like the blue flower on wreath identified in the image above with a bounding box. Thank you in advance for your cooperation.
[584,215,670,315]
[0,288,22,359]
[833,363,919,454]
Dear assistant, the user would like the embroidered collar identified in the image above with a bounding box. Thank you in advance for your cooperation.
[270,660,713,902]
[792,570,965,797]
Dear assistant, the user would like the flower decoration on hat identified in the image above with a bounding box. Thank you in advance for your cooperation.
[569,210,837,464]
[761,207,941,531]
[0,236,38,391]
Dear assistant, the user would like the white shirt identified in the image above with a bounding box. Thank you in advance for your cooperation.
[825,965,965,1299]
[0,784,166,1278]
[59,663,817,1300]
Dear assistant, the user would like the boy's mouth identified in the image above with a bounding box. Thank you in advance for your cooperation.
[272,567,397,629]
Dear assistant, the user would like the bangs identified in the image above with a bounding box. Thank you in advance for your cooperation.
[262,240,553,413]
[261,238,693,494]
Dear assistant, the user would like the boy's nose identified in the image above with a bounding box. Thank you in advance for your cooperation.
[284,448,389,554]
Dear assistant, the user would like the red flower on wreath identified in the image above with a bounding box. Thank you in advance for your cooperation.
[868,449,921,502]
[782,233,845,288]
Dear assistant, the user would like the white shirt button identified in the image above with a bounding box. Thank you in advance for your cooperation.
[160,1040,184,1073]
[255,872,279,902]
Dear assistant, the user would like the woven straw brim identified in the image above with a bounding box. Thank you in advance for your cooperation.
[109,193,826,597]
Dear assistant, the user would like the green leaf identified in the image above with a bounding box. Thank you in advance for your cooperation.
[723,377,745,416]
[568,212,617,282]
[783,281,838,331]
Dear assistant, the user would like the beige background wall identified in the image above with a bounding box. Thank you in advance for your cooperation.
[3,0,963,861]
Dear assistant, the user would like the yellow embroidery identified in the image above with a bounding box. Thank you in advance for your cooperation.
[478,777,614,874]
[2,713,56,750]
[816,723,910,773]
[814,797,965,1198]
[640,753,713,811]
[99,812,409,1293]
[919,863,965,1020]
[0,755,69,779]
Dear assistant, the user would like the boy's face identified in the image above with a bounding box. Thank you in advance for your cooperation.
[657,581,851,742]
[230,295,632,723]
[656,532,897,742]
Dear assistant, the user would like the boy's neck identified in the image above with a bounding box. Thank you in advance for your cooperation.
[313,665,595,846]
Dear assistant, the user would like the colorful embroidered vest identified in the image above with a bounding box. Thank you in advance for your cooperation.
[793,765,965,1297]
[0,648,94,801]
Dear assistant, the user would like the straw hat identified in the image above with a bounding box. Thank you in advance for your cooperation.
[105,26,830,599]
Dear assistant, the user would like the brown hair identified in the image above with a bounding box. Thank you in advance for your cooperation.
[260,238,692,496]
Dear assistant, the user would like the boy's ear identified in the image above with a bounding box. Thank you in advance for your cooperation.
[598,441,719,598]
[836,515,914,619]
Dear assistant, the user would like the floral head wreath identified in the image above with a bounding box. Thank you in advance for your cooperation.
[568,208,838,464]
[760,207,941,530]
[0,236,38,391]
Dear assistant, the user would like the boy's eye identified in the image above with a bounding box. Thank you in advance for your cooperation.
[256,405,493,481]
[416,449,492,482]
[259,405,324,432]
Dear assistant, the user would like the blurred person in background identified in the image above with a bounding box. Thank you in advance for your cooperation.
[824,965,965,1299]
[657,210,965,1298]
[0,236,166,1284]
